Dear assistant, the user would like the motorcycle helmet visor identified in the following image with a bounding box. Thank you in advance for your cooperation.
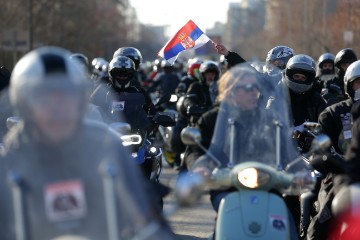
[269,59,286,70]
[109,68,134,81]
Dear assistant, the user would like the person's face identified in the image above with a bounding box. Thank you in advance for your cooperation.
[31,91,81,143]
[232,75,260,110]
[292,73,307,82]
[204,71,217,85]
[110,68,133,84]
[341,62,352,72]
[352,78,360,92]
[322,62,334,70]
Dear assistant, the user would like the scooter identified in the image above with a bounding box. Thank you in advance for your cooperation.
[172,80,332,240]
[176,127,330,240]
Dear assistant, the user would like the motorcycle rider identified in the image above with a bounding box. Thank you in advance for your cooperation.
[175,58,203,96]
[322,48,357,104]
[318,58,360,155]
[150,60,180,98]
[307,59,360,240]
[328,71,360,238]
[265,55,326,233]
[171,61,220,168]
[189,64,299,239]
[334,60,360,188]
[313,53,335,94]
[90,57,109,89]
[90,55,168,210]
[113,46,146,89]
[268,54,326,129]
[181,60,221,123]
[214,43,294,98]
[0,46,174,240]
[168,59,203,168]
[191,65,262,211]
[90,55,156,122]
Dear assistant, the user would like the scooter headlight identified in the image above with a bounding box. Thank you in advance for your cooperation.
[237,168,271,188]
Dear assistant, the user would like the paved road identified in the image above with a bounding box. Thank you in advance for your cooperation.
[161,163,216,240]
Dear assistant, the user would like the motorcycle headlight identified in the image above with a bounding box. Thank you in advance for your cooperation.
[237,168,271,188]
[120,134,142,146]
[170,94,178,102]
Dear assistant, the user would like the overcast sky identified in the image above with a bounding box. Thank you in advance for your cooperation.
[129,0,240,36]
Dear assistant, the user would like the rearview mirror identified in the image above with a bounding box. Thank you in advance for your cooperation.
[181,127,201,146]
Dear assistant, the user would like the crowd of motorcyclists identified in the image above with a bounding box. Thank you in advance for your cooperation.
[1,34,360,239]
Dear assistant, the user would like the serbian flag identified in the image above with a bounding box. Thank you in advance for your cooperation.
[158,20,211,64]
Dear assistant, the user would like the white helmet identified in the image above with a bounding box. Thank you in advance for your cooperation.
[344,60,360,99]
[10,46,90,120]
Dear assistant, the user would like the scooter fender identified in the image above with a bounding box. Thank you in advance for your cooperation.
[216,190,290,240]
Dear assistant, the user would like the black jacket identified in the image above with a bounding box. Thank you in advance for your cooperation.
[225,51,246,67]
[150,71,180,96]
[269,82,326,127]
[90,82,156,118]
[318,98,353,155]
[175,75,196,96]
[321,75,348,105]
[183,104,219,170]
[288,88,327,126]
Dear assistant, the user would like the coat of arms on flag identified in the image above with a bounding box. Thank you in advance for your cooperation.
[158,20,211,64]
[179,33,195,49]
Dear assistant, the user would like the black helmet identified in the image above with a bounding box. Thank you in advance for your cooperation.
[335,48,357,68]
[318,53,335,68]
[317,53,335,76]
[113,47,143,70]
[334,48,357,78]
[199,61,220,83]
[265,46,295,77]
[344,60,360,99]
[108,56,136,89]
[10,47,90,133]
[284,54,316,94]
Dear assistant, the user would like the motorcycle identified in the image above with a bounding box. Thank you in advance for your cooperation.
[292,122,322,154]
[107,92,176,211]
[308,149,360,239]
[110,110,174,183]
[155,94,181,168]
[174,73,327,239]
[107,91,175,179]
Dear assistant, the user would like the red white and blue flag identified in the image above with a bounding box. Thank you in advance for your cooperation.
[158,20,211,64]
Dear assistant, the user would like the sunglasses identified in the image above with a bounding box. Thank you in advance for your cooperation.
[234,83,259,92]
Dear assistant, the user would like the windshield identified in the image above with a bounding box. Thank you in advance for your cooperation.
[195,62,300,171]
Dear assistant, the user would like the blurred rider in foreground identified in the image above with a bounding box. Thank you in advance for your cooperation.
[0,46,174,240]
